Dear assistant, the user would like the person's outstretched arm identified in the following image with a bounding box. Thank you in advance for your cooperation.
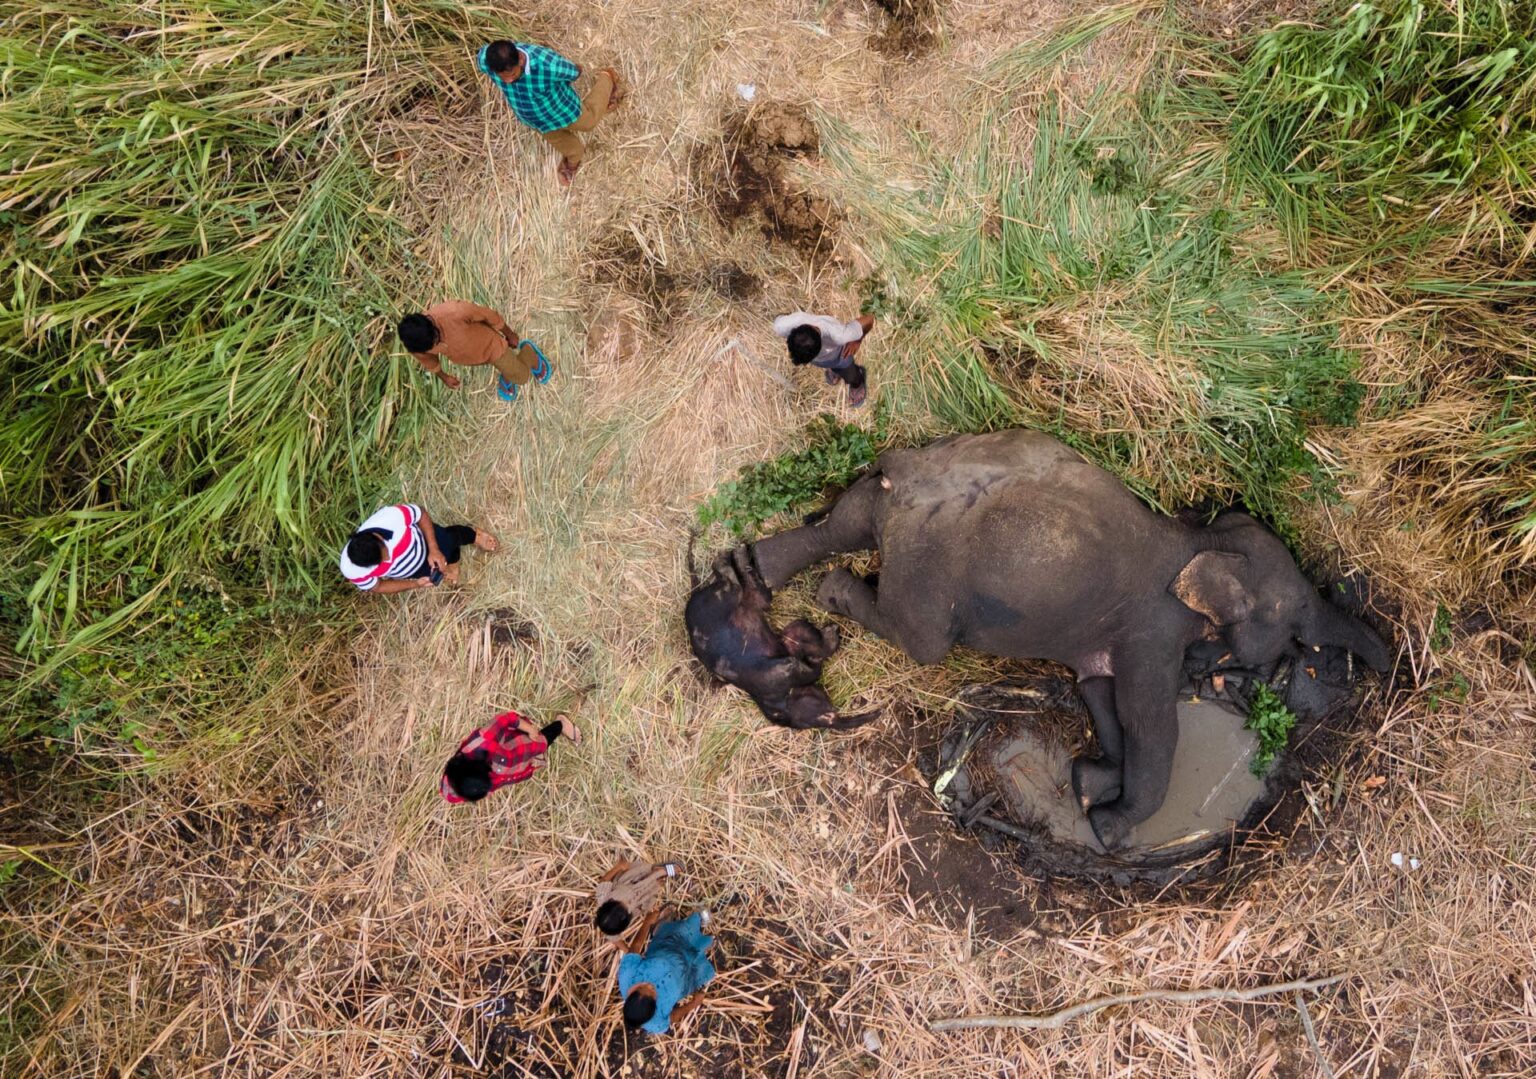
[627,909,663,954]
[599,860,632,884]
[670,990,707,1024]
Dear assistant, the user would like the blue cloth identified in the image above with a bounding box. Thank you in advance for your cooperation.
[616,913,716,1035]
[478,44,581,133]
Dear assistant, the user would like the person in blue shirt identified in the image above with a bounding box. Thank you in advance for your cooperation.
[477,40,625,187]
[616,909,716,1035]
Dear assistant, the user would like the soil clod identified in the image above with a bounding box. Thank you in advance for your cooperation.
[868,0,940,57]
[695,103,842,262]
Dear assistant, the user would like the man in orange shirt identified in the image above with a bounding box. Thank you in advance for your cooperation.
[397,300,553,402]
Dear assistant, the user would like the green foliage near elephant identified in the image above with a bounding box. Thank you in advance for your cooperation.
[842,0,1534,565]
[697,416,882,537]
[0,1,505,747]
[1245,683,1299,778]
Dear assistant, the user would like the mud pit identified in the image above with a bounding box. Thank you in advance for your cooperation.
[695,103,841,261]
[928,645,1371,885]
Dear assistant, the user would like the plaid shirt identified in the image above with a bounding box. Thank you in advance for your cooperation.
[440,711,549,803]
[479,44,581,133]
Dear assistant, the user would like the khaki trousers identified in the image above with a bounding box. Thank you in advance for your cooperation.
[539,70,615,166]
[491,343,538,387]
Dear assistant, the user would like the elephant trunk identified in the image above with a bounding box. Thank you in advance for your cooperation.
[1302,598,1392,672]
[825,707,881,731]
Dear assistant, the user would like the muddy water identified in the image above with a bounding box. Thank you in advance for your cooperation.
[982,699,1267,854]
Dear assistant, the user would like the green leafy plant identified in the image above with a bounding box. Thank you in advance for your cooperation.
[697,416,881,537]
[1430,604,1454,653]
[1245,683,1299,777]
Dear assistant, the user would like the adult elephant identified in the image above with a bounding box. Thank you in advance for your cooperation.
[751,429,1391,850]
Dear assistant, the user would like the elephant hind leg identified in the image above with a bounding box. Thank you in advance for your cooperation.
[816,568,952,665]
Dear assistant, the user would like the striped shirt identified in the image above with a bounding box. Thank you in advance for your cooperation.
[339,504,427,591]
[479,44,581,133]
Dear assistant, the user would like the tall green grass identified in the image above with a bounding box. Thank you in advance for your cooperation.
[852,0,1533,562]
[0,1,503,742]
[1215,0,1536,255]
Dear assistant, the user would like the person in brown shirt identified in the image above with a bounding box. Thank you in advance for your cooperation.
[595,858,679,944]
[397,300,553,403]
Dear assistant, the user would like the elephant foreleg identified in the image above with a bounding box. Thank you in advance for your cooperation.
[751,473,882,589]
[1071,677,1123,810]
[1086,661,1180,851]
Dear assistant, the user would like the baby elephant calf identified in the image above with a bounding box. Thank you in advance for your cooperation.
[686,545,876,730]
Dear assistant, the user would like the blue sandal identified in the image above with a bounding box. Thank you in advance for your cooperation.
[522,339,553,384]
[497,377,519,402]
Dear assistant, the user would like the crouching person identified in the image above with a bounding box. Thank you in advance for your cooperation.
[340,502,497,595]
[617,909,716,1035]
[595,859,679,946]
[440,711,581,803]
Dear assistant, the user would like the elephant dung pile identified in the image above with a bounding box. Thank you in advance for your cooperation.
[937,686,1271,882]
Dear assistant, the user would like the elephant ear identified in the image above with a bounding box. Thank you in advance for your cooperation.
[1170,551,1254,625]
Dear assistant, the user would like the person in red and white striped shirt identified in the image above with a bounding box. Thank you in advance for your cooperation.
[339,503,498,595]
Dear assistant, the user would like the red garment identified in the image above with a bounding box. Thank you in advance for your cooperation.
[440,710,549,803]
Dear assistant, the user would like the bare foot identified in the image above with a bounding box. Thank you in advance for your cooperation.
[443,565,462,585]
[558,159,579,187]
[473,529,499,553]
[556,713,582,745]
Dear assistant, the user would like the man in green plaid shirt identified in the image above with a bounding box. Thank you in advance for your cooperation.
[478,41,625,187]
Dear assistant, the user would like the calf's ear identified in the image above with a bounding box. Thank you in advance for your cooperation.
[1170,551,1254,625]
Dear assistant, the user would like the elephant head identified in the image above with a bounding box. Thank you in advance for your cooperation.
[1171,513,1391,673]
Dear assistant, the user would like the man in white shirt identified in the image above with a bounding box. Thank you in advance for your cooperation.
[339,503,498,595]
[773,311,876,408]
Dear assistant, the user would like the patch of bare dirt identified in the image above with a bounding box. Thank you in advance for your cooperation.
[583,224,764,316]
[694,103,842,263]
[868,0,940,58]
[584,224,689,315]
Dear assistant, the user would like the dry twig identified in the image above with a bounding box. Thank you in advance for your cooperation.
[929,974,1347,1033]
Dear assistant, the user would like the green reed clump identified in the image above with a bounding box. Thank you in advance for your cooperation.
[877,99,1363,532]
[1218,0,1536,251]
[0,1,503,740]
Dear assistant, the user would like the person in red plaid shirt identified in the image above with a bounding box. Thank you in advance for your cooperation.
[440,710,582,803]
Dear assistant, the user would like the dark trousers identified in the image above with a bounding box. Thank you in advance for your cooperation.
[834,362,867,389]
[539,721,563,744]
[408,524,477,577]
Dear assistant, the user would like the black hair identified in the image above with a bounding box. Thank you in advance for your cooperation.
[484,40,521,75]
[397,313,439,353]
[595,900,632,936]
[345,529,388,567]
[444,752,494,802]
[622,988,657,1030]
[786,325,822,365]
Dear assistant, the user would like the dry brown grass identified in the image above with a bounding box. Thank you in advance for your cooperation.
[5,0,1536,1076]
